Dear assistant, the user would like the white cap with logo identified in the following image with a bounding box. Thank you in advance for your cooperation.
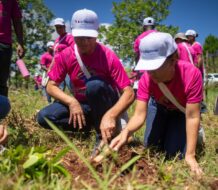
[71,9,99,37]
[135,32,177,71]
[46,41,54,48]
[143,17,155,26]
[54,18,65,26]
[185,29,197,37]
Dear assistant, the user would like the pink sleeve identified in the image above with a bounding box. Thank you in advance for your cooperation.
[133,38,140,54]
[186,68,203,103]
[12,0,22,19]
[48,54,67,84]
[109,54,131,90]
[136,73,150,102]
[40,55,46,66]
[67,35,75,46]
[193,43,203,55]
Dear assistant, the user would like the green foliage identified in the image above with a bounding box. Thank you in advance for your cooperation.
[99,0,178,64]
[203,35,218,55]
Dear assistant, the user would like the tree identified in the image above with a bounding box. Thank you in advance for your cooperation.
[203,35,218,72]
[99,0,178,65]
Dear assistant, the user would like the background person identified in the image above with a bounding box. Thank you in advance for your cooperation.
[40,41,54,103]
[133,17,157,63]
[110,32,204,176]
[0,0,25,97]
[174,32,196,64]
[37,9,134,148]
[52,17,75,92]
[185,29,204,77]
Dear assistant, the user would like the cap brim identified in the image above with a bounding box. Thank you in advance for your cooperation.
[135,57,166,71]
[72,29,98,37]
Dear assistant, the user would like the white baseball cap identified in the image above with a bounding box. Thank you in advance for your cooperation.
[46,41,54,48]
[135,32,177,71]
[185,29,197,37]
[143,17,155,26]
[54,18,65,26]
[71,9,99,37]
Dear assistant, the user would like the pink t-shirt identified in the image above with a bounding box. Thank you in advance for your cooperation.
[0,0,22,44]
[48,43,131,102]
[177,42,196,64]
[54,33,74,54]
[137,60,203,110]
[40,52,53,69]
[192,41,204,75]
[133,30,156,55]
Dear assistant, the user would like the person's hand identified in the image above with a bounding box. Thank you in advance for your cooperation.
[109,128,130,151]
[16,44,25,58]
[185,154,203,177]
[0,125,8,144]
[100,113,116,144]
[68,99,86,129]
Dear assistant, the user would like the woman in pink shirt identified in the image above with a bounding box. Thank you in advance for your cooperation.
[37,9,134,151]
[110,32,204,176]
[174,32,196,64]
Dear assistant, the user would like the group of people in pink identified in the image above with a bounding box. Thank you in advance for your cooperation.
[0,0,206,178]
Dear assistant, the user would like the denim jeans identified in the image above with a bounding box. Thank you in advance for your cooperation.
[144,97,186,158]
[0,43,12,96]
[37,78,119,133]
[0,95,11,120]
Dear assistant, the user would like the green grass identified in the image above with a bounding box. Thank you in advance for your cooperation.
[0,86,217,189]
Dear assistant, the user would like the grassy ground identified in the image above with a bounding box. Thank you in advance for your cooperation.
[0,86,217,189]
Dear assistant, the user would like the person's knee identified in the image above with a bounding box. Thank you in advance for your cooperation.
[86,79,106,96]
[0,96,11,119]
[37,109,50,128]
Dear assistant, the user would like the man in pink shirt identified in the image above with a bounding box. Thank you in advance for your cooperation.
[174,32,196,64]
[110,32,204,176]
[37,9,134,148]
[53,18,74,54]
[185,30,204,77]
[133,17,157,63]
[52,17,75,92]
[0,0,25,96]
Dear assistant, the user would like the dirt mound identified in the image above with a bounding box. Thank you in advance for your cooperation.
[210,179,218,190]
[62,145,157,188]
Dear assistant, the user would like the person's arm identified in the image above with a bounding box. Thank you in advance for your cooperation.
[196,54,203,68]
[100,86,135,143]
[13,18,25,58]
[109,100,147,150]
[47,80,86,129]
[185,102,203,176]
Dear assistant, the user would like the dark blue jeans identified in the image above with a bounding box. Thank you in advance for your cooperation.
[37,78,118,133]
[0,95,11,120]
[144,98,186,158]
[0,43,12,97]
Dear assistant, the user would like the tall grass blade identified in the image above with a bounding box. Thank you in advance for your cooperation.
[45,118,103,186]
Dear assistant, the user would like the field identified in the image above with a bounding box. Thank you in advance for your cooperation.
[0,86,217,190]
